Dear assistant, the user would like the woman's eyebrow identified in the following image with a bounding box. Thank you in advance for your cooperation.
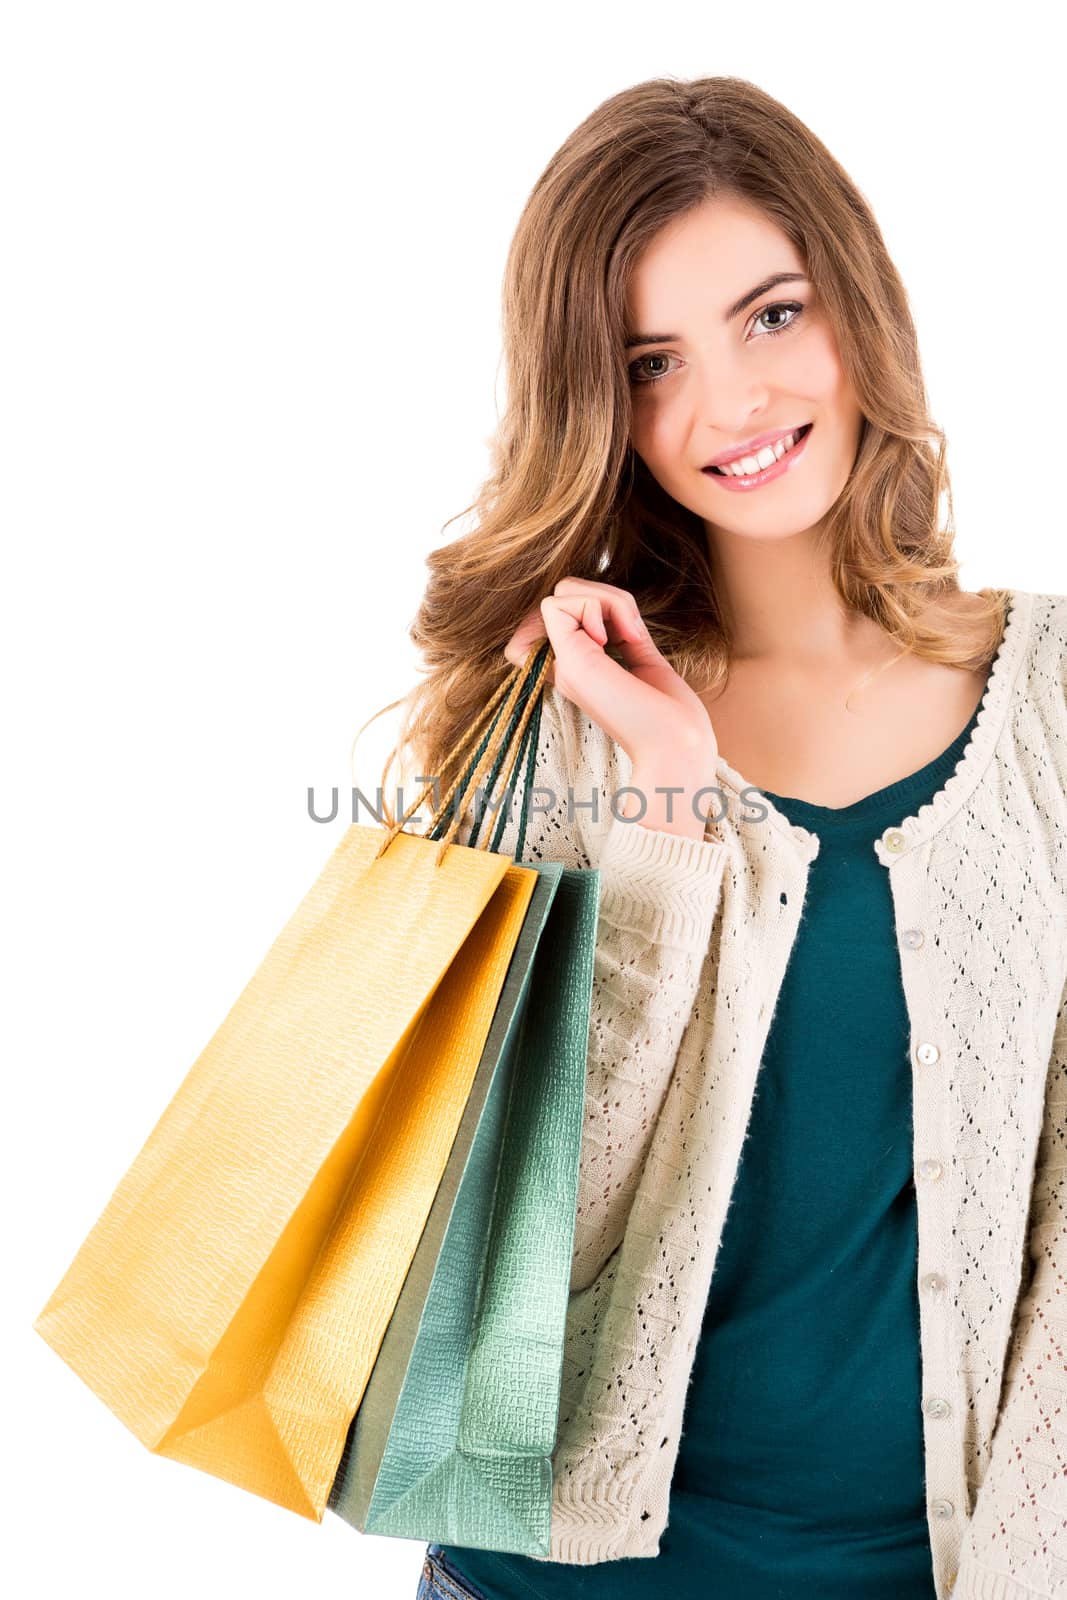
[624,271,808,349]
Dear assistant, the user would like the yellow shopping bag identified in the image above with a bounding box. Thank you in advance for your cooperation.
[33,645,551,1521]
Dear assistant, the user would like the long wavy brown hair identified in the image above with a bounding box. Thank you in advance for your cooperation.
[368,73,1009,828]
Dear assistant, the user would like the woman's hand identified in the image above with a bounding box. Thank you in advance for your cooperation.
[503,578,720,837]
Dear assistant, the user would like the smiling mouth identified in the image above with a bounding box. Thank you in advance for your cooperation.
[706,422,813,476]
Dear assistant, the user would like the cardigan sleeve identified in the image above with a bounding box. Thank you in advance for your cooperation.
[953,975,1067,1596]
[384,678,730,1295]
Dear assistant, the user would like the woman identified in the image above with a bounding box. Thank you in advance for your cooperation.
[382,76,1065,1599]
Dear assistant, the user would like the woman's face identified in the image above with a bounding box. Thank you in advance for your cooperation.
[624,193,865,544]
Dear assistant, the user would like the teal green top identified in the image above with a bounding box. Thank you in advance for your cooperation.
[435,694,985,1600]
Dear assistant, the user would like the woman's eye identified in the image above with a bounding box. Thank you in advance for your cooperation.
[753,300,804,337]
[628,301,805,387]
[628,352,679,386]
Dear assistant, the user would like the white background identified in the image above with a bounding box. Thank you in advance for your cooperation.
[4,2,1063,1597]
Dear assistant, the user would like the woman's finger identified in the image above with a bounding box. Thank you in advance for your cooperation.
[502,609,554,673]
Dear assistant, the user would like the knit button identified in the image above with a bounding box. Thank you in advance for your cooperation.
[915,1041,941,1065]
[883,827,907,853]
[921,1272,947,1294]
[930,1498,955,1520]
[924,1396,952,1419]
[918,1159,943,1182]
[902,927,924,949]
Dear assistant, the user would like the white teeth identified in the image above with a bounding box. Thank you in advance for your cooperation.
[720,429,801,476]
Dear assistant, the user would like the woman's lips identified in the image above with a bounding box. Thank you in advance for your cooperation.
[702,422,813,492]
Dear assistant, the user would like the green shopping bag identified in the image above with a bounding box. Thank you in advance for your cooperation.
[328,651,599,1554]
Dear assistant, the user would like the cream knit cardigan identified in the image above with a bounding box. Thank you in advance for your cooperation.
[398,586,1066,1600]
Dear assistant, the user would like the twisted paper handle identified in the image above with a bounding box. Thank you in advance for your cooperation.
[375,640,553,867]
